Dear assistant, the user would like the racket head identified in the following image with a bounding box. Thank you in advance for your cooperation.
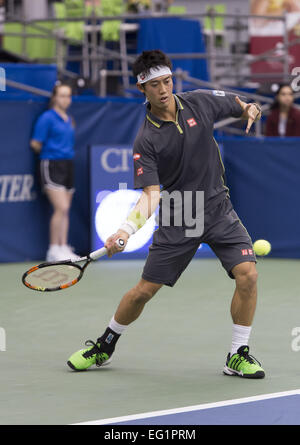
[22,260,87,292]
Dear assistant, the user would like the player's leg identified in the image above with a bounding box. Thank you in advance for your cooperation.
[211,250,264,378]
[206,198,265,378]
[230,261,258,326]
[113,278,163,325]
[223,261,264,378]
[67,279,162,371]
[67,227,200,371]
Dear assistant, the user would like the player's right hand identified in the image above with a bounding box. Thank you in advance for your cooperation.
[105,230,129,257]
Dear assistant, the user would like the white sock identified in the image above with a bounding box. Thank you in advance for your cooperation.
[231,324,252,357]
[109,316,127,335]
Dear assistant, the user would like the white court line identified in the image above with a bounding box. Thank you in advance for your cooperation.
[72,389,300,425]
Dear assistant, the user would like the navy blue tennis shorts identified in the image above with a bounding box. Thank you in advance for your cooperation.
[142,197,256,287]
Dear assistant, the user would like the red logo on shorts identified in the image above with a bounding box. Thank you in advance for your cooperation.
[137,167,143,176]
[133,153,141,161]
[241,249,248,256]
[187,118,197,127]
[248,249,253,255]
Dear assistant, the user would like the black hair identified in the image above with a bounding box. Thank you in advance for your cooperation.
[270,83,294,110]
[132,50,172,78]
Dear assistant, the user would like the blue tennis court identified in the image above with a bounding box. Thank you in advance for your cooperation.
[75,391,300,425]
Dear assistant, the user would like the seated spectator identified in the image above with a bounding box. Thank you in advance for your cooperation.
[127,0,151,13]
[127,0,173,13]
[265,83,300,136]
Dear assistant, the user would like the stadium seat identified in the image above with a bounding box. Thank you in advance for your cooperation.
[3,21,56,61]
[204,3,226,48]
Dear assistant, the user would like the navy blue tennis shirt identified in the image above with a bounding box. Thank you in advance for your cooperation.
[32,109,75,160]
[133,89,244,216]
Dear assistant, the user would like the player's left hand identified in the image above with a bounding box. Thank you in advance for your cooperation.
[235,96,262,134]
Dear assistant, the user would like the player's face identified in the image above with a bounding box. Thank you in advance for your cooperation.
[54,86,72,111]
[143,75,173,110]
[277,86,294,108]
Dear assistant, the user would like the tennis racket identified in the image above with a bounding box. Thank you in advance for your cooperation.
[22,238,125,292]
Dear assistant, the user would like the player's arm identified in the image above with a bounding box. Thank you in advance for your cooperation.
[188,90,261,133]
[235,96,262,134]
[105,184,161,257]
[30,139,42,154]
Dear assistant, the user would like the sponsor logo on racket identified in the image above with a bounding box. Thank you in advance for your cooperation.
[34,269,69,285]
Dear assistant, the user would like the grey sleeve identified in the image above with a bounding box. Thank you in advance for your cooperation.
[133,137,160,190]
[188,89,244,122]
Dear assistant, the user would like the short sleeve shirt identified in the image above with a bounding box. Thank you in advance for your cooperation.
[32,109,75,160]
[133,90,243,212]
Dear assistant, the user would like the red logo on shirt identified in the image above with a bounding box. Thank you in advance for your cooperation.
[137,167,143,176]
[133,153,141,161]
[187,118,197,127]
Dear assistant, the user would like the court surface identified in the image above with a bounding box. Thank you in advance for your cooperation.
[1,257,300,425]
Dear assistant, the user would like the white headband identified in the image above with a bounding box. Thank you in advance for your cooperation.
[137,65,172,84]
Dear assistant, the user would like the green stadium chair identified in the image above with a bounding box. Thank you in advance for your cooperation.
[204,3,226,33]
[53,1,85,42]
[3,21,56,61]
[101,0,124,42]
[204,3,226,49]
[167,6,186,14]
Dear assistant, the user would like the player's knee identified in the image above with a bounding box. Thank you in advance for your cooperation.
[234,263,258,291]
[244,271,258,293]
[131,281,160,305]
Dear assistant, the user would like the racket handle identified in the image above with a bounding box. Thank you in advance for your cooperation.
[89,238,125,261]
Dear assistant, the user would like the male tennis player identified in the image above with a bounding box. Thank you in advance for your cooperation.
[68,50,265,378]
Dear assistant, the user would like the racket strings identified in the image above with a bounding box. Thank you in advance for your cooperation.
[83,340,110,367]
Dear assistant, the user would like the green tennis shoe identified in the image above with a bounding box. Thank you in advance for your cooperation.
[67,339,112,371]
[223,345,265,379]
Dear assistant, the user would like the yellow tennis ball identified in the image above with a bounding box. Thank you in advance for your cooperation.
[253,239,271,256]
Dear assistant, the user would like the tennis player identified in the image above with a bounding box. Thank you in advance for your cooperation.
[30,83,79,262]
[68,50,265,378]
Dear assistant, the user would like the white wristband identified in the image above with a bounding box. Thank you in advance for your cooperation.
[119,220,137,236]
